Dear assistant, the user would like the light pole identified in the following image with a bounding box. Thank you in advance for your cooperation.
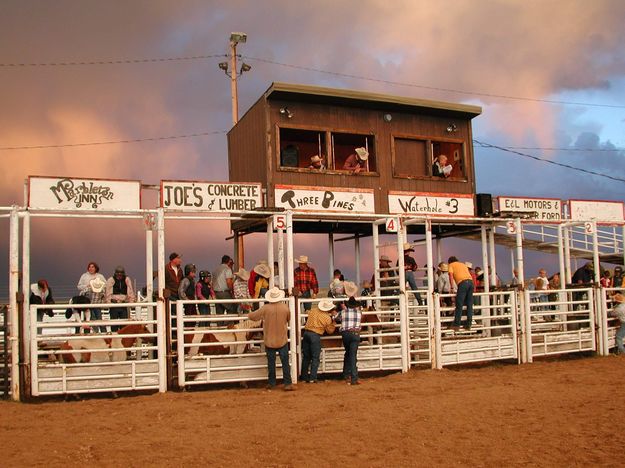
[219,32,252,126]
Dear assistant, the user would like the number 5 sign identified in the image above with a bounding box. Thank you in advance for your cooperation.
[385,217,399,233]
[273,214,287,231]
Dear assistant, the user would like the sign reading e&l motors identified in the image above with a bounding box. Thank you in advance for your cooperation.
[161,180,262,212]
[388,191,474,217]
[497,196,562,222]
[275,184,375,213]
[28,176,141,211]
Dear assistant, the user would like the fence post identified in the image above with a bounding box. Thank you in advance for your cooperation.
[9,208,20,401]
[29,305,38,397]
[156,301,167,392]
[524,290,533,363]
[433,295,442,370]
[288,295,297,384]
[176,302,185,388]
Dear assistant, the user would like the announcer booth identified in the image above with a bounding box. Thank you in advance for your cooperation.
[15,176,167,399]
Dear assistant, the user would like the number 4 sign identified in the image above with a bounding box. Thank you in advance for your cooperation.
[386,217,399,233]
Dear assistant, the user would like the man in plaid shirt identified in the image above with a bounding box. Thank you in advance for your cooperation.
[337,281,363,385]
[294,255,319,311]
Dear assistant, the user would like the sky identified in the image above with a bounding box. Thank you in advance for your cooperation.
[0,0,624,298]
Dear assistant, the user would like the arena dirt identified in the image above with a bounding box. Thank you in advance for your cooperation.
[1,356,623,467]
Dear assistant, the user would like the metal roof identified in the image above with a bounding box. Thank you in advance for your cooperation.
[264,82,482,118]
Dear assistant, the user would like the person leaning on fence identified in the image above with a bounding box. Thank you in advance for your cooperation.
[337,281,363,385]
[105,266,136,332]
[300,298,337,383]
[165,252,183,300]
[213,255,237,315]
[178,264,198,318]
[195,271,215,318]
[609,293,625,355]
[77,261,107,332]
[233,268,252,313]
[30,279,55,326]
[248,287,294,391]
[294,255,319,311]
[448,256,474,331]
[400,243,423,305]
[436,263,453,309]
[343,147,369,174]
[253,263,271,299]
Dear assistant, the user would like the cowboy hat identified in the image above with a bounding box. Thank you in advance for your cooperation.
[265,287,285,303]
[403,243,414,252]
[465,262,473,269]
[89,277,106,293]
[355,147,369,161]
[310,155,323,164]
[380,255,392,263]
[612,293,625,303]
[253,263,271,278]
[235,268,250,281]
[346,297,361,308]
[317,299,336,312]
[439,263,449,272]
[343,281,359,298]
[294,255,309,264]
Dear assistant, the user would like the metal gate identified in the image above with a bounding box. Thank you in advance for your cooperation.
[407,295,433,367]
[434,291,519,367]
[524,288,596,361]
[600,288,622,354]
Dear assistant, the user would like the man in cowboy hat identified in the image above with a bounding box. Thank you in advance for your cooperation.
[336,281,363,385]
[436,263,452,308]
[248,287,294,391]
[213,255,237,315]
[609,293,625,355]
[300,298,337,383]
[448,256,473,331]
[105,266,136,332]
[294,255,319,311]
[343,147,369,174]
[371,254,398,298]
[400,242,422,305]
[308,154,325,170]
[233,267,252,313]
[253,263,271,299]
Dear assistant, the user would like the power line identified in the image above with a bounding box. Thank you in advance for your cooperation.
[0,54,226,67]
[242,56,625,109]
[474,139,625,183]
[481,145,625,152]
[0,130,228,151]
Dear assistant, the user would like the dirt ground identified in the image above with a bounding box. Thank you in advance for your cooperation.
[1,356,624,467]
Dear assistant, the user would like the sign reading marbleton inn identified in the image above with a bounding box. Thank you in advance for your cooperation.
[388,191,475,217]
[275,184,375,213]
[28,176,141,211]
[161,180,262,212]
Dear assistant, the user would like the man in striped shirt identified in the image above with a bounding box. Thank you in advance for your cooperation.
[300,299,337,383]
[294,255,319,311]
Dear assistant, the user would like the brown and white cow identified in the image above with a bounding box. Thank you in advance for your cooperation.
[183,319,262,356]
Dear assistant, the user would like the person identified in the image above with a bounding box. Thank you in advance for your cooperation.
[400,243,422,304]
[247,260,268,297]
[337,281,362,385]
[300,298,337,383]
[233,268,252,313]
[30,279,55,326]
[213,255,236,315]
[178,264,198,320]
[436,263,452,308]
[329,269,345,298]
[76,261,107,332]
[65,295,91,334]
[105,266,136,331]
[609,293,625,355]
[195,270,215,320]
[273,261,280,287]
[165,252,183,300]
[448,256,474,331]
[511,269,520,287]
[474,267,484,293]
[600,270,612,288]
[342,147,369,174]
[308,154,326,170]
[248,287,294,391]
[294,255,319,311]
[613,266,624,289]
[432,154,452,178]
[535,268,549,305]
[372,255,398,298]
[572,262,594,285]
[253,263,271,299]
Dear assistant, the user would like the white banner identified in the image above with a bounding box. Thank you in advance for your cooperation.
[497,196,562,222]
[388,191,474,217]
[275,185,375,213]
[161,181,262,212]
[569,199,624,223]
[28,176,141,211]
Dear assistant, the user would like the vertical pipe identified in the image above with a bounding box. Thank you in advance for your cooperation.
[372,222,381,311]
[436,237,442,265]
[434,298,442,370]
[396,227,408,373]
[230,41,239,125]
[176,302,185,388]
[328,232,335,285]
[557,225,566,288]
[29,302,38,396]
[480,226,490,294]
[9,208,20,401]
[277,228,285,290]
[267,218,275,288]
[145,223,154,314]
[156,208,167,392]
[591,221,600,283]
[510,249,515,278]
[288,295,297,384]
[488,226,497,287]
[563,226,572,285]
[286,212,295,295]
[622,225,625,267]
[354,236,361,290]
[22,211,30,369]
[425,220,434,296]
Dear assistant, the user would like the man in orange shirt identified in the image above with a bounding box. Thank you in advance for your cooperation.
[448,256,474,331]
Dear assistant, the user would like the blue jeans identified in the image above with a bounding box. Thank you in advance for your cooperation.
[406,271,423,305]
[453,280,474,327]
[301,290,312,311]
[341,331,360,384]
[301,330,322,381]
[109,307,128,332]
[266,343,292,386]
[90,307,105,333]
[616,322,625,354]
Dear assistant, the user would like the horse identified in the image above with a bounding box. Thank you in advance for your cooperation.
[58,323,154,363]
[183,319,262,356]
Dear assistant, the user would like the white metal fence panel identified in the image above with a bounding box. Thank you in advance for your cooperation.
[407,294,432,366]
[30,302,164,396]
[601,287,623,354]
[436,291,518,367]
[525,288,595,361]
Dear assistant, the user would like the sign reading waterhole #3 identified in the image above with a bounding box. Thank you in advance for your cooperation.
[497,196,562,222]
[388,191,474,217]
[161,180,262,212]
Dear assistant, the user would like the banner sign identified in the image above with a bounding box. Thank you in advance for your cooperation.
[388,191,474,217]
[28,176,141,211]
[161,180,262,212]
[497,196,562,222]
[569,199,624,223]
[275,185,375,213]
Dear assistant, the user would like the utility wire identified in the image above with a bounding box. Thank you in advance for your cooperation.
[0,130,228,151]
[477,145,625,152]
[0,54,226,67]
[474,139,625,183]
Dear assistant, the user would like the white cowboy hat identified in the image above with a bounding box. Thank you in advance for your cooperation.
[257,259,268,265]
[355,147,369,161]
[343,281,359,298]
[317,299,336,312]
[265,287,285,303]
[294,255,309,264]
[380,255,392,263]
[89,277,106,293]
[403,242,414,252]
[253,263,271,278]
[612,293,625,303]
[234,268,250,281]
[439,263,449,272]
[465,262,473,269]
[310,155,323,164]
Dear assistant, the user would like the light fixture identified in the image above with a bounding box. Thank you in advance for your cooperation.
[218,62,228,72]
[446,123,458,133]
[240,62,252,74]
[230,32,247,44]
[279,107,293,119]
[383,113,392,122]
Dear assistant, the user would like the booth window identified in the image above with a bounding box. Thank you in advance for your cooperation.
[393,137,428,177]
[432,141,465,178]
[279,128,326,168]
[331,132,376,172]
